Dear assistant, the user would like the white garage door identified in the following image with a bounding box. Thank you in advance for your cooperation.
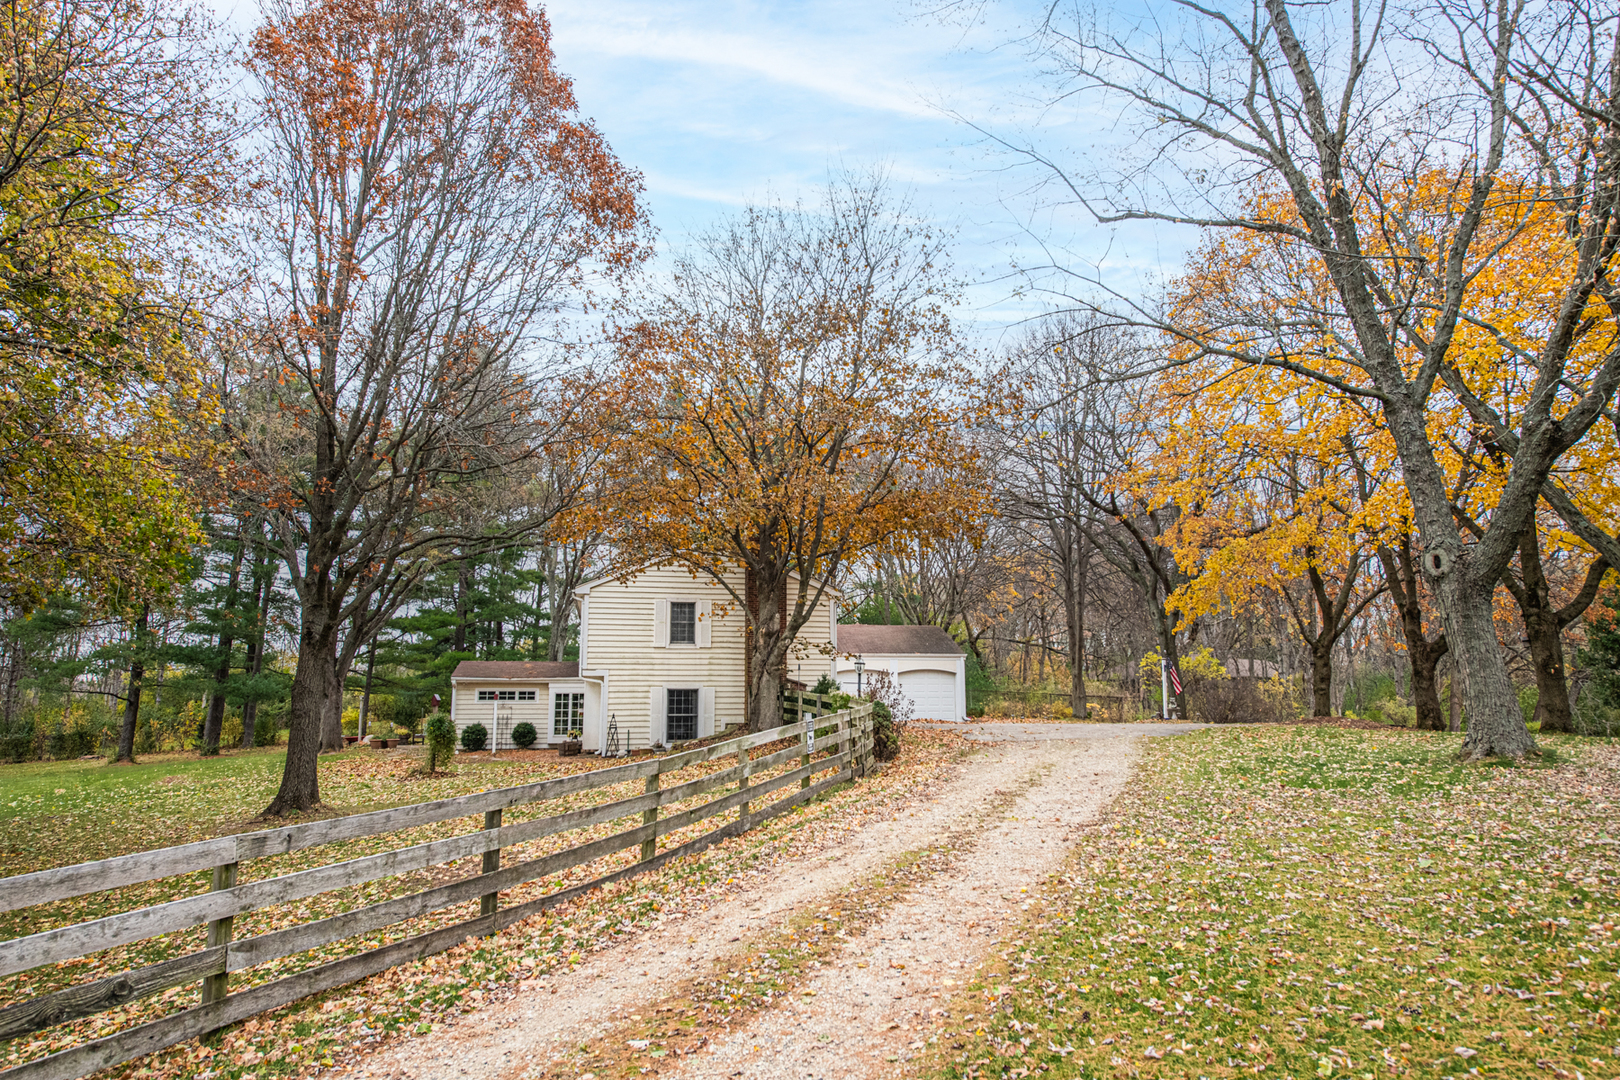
[836,665,959,721]
[898,670,957,721]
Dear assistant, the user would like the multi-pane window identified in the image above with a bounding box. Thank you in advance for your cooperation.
[669,601,697,644]
[666,688,699,742]
[476,690,536,701]
[553,692,584,737]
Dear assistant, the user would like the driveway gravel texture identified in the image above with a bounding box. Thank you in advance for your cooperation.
[330,723,1200,1080]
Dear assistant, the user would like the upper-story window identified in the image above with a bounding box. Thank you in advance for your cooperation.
[669,601,697,645]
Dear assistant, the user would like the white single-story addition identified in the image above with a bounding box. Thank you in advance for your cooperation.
[450,563,841,753]
[833,624,967,723]
[449,660,588,751]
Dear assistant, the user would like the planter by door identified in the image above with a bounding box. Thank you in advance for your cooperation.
[560,740,582,757]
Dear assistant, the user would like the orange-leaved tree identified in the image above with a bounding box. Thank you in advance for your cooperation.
[240,0,644,815]
[570,178,988,730]
[1162,170,1619,734]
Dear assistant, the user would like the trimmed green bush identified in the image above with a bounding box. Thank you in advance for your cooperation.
[811,674,840,697]
[511,721,537,749]
[460,722,488,752]
[424,713,456,772]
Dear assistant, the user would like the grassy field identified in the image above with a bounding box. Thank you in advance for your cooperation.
[0,743,653,873]
[928,725,1619,1080]
[0,732,975,1079]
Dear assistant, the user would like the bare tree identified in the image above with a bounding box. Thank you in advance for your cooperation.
[997,317,1191,717]
[994,315,1134,715]
[235,0,644,814]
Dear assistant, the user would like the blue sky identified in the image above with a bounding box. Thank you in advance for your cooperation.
[216,0,1198,345]
[539,0,1195,339]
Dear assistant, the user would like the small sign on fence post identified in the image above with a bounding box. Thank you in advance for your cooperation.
[801,721,814,790]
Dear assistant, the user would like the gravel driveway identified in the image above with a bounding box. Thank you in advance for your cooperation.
[335,723,1200,1080]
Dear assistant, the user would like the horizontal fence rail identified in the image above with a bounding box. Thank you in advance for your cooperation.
[0,706,875,1080]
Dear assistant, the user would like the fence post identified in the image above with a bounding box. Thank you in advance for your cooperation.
[856,706,870,777]
[737,743,751,830]
[480,809,502,919]
[641,770,659,862]
[201,861,238,1006]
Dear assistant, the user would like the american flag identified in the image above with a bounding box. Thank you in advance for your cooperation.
[1168,667,1183,695]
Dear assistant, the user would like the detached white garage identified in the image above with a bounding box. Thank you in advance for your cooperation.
[834,624,967,723]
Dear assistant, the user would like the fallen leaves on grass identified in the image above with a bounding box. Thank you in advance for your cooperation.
[928,727,1618,1080]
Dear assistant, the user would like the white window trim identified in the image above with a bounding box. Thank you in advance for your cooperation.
[658,597,711,649]
[649,683,714,745]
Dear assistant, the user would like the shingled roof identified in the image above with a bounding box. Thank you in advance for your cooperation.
[451,661,580,681]
[836,624,963,656]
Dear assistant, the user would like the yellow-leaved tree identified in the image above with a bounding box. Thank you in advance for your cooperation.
[1158,172,1618,733]
[0,0,224,612]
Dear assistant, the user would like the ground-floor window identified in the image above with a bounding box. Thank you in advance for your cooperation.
[553,692,584,737]
[666,687,698,742]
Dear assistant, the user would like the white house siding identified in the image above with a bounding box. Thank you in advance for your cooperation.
[581,565,746,752]
[579,564,841,751]
[450,683,550,750]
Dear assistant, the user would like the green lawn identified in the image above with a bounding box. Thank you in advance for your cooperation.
[0,745,620,873]
[931,726,1618,1080]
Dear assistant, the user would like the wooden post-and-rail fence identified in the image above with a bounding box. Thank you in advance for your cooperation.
[0,706,876,1080]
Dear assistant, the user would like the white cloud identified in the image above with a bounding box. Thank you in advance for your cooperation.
[548,7,941,118]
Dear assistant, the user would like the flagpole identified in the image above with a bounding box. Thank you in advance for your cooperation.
[1161,657,1170,721]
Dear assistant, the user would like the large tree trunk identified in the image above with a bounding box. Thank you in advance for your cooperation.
[1502,528,1609,735]
[115,605,149,764]
[1309,637,1333,716]
[265,601,338,814]
[1516,529,1572,733]
[1375,539,1449,730]
[1438,572,1529,752]
[1410,639,1446,731]
[320,643,346,752]
[744,566,789,731]
[1383,400,1536,758]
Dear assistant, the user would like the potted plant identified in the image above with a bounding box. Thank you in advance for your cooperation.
[560,727,583,756]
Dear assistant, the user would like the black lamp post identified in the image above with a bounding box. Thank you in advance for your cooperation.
[854,654,865,697]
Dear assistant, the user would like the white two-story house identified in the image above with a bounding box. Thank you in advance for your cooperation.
[449,564,840,753]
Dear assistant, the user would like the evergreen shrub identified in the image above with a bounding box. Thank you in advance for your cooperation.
[425,713,457,771]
